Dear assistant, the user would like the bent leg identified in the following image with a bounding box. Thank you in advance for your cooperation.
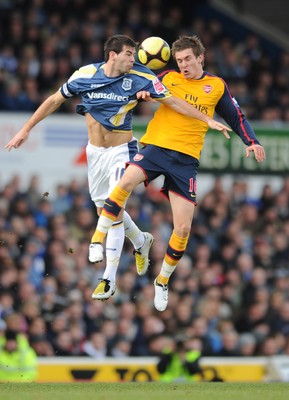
[91,165,146,244]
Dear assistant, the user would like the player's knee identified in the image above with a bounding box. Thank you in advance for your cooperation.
[119,174,139,192]
[119,165,145,192]
[174,223,191,238]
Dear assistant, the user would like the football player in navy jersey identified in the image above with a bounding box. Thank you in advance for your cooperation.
[5,35,230,301]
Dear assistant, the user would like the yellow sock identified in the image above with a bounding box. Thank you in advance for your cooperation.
[91,229,106,243]
[109,185,131,208]
[157,231,189,285]
[91,186,131,244]
[157,275,169,285]
[164,231,188,265]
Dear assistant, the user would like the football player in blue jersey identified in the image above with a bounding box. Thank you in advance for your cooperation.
[5,35,230,301]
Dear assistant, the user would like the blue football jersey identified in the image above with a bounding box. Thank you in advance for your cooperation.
[60,62,171,132]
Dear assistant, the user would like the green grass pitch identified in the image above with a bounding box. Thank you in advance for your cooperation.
[1,382,289,400]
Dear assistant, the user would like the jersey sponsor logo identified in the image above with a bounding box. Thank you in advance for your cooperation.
[133,154,144,161]
[203,85,212,93]
[122,78,132,91]
[86,92,129,101]
[91,83,106,88]
[185,94,198,102]
[153,79,166,94]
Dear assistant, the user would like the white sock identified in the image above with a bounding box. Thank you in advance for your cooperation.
[123,210,145,249]
[103,221,125,283]
[159,260,177,279]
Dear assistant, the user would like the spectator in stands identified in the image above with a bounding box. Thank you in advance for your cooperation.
[190,316,221,356]
[238,333,257,356]
[30,334,54,357]
[216,330,241,357]
[83,332,107,358]
[111,338,132,358]
[258,336,280,356]
[270,300,289,336]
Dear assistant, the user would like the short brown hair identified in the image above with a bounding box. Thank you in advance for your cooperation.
[172,35,205,59]
[104,35,137,62]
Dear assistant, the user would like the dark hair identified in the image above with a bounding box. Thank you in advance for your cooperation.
[5,330,17,341]
[172,35,205,60]
[104,35,137,62]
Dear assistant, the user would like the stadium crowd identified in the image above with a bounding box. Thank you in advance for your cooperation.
[0,0,289,122]
[0,174,289,358]
[1,0,289,360]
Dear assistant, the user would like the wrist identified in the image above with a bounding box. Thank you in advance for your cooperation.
[201,115,210,124]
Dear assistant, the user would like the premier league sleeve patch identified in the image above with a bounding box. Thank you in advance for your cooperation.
[153,78,166,94]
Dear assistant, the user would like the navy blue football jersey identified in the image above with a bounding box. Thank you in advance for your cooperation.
[60,62,171,132]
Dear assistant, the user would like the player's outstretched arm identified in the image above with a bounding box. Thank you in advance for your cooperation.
[246,144,266,163]
[161,96,232,136]
[136,91,231,138]
[5,90,66,151]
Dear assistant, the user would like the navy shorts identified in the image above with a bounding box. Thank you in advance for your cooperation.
[128,144,199,203]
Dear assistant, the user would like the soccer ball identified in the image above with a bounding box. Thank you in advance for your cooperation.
[138,37,171,70]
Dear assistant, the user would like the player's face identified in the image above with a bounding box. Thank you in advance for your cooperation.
[115,45,136,73]
[175,48,204,79]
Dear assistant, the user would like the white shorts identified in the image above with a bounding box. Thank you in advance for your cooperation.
[86,138,138,207]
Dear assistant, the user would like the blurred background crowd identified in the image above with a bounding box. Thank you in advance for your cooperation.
[1,0,289,122]
[1,174,289,358]
[1,0,289,361]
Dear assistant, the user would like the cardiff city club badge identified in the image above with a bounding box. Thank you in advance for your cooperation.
[122,78,132,91]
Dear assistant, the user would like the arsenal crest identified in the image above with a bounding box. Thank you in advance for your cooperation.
[133,154,144,161]
[203,85,212,93]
